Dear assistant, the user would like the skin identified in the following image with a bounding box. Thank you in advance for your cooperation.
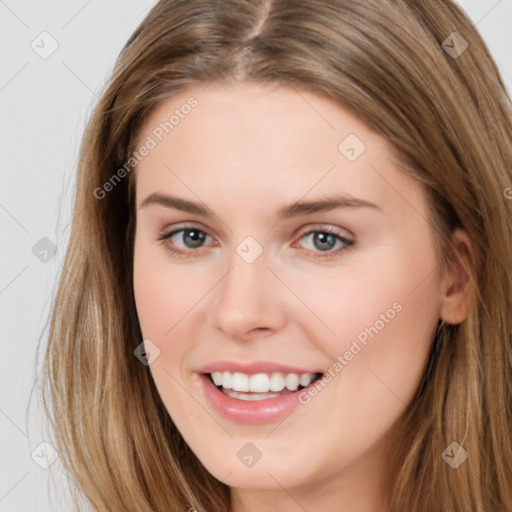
[132,82,471,512]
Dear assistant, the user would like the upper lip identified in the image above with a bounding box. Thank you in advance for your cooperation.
[196,360,324,375]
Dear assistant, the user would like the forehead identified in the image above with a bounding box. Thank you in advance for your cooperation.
[133,82,424,221]
[136,82,389,155]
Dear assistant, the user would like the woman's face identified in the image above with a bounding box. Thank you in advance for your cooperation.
[132,82,449,505]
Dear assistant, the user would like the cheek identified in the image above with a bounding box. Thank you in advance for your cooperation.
[288,242,443,416]
[286,251,441,460]
[290,255,440,356]
[133,257,174,339]
[132,242,207,422]
[133,240,208,340]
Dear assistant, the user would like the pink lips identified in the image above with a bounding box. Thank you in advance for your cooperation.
[196,360,322,375]
[195,360,323,424]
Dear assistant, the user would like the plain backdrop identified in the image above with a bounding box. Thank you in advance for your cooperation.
[1,1,511,510]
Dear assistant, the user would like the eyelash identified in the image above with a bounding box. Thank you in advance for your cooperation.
[156,225,354,261]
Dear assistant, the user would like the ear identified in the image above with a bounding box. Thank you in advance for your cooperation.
[439,228,475,325]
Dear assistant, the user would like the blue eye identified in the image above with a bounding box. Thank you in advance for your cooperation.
[173,228,208,248]
[296,229,354,260]
[158,228,212,254]
[157,226,354,260]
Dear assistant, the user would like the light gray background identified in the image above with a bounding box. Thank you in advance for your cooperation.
[1,1,511,510]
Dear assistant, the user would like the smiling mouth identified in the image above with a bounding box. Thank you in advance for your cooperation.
[206,371,324,401]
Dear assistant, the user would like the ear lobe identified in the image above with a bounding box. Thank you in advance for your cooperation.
[439,228,475,325]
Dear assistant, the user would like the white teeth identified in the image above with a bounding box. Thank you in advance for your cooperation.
[211,371,223,386]
[269,372,286,392]
[210,371,318,393]
[249,373,270,393]
[232,372,250,392]
[222,371,233,389]
[285,373,300,391]
[224,390,281,401]
[300,373,314,387]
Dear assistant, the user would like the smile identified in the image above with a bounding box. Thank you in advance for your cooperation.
[208,371,322,400]
[196,362,325,424]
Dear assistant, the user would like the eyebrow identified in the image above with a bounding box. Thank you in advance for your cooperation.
[139,192,381,219]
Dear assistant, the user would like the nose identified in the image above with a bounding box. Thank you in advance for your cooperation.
[207,250,287,342]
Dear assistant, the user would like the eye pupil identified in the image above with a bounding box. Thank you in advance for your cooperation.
[314,232,337,251]
[184,229,205,248]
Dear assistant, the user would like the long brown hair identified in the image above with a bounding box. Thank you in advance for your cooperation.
[41,0,512,510]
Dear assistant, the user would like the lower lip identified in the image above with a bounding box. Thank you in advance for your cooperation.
[198,374,313,424]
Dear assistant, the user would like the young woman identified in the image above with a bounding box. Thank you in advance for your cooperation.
[41,0,512,510]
